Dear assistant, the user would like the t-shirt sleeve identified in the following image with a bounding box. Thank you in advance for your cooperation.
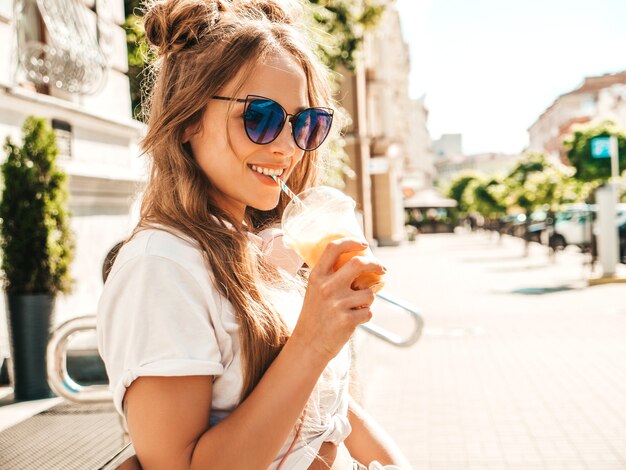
[97,254,225,416]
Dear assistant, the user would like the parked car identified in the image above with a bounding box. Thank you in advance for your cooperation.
[544,204,594,250]
[499,213,526,237]
[527,210,548,243]
[545,203,626,251]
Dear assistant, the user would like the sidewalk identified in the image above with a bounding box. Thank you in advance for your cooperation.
[353,231,626,470]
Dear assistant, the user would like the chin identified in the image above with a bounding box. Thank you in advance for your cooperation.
[250,196,281,212]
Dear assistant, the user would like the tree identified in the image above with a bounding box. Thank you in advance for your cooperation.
[447,171,482,216]
[504,152,577,255]
[1,116,75,399]
[563,120,626,182]
[467,177,507,222]
[307,0,386,72]
[123,5,150,121]
[0,117,74,295]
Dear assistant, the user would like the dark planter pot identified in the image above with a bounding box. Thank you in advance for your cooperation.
[6,293,55,400]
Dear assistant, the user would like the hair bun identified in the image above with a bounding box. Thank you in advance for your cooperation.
[143,0,228,55]
[237,0,301,25]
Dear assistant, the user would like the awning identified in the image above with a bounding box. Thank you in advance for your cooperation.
[403,188,458,209]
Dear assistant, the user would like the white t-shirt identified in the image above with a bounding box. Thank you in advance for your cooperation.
[96,227,352,469]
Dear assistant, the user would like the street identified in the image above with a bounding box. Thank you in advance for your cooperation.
[354,231,626,470]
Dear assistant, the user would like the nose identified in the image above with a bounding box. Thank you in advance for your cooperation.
[269,118,298,156]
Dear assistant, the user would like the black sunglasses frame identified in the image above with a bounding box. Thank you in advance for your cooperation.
[212,94,334,151]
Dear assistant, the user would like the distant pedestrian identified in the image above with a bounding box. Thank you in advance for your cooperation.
[97,0,409,469]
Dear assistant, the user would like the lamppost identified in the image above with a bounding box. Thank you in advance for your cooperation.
[590,135,621,281]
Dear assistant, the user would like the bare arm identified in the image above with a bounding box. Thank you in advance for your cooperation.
[344,396,412,469]
[125,337,327,469]
[123,239,385,469]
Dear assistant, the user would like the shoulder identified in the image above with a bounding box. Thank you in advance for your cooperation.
[117,227,201,266]
[107,227,211,287]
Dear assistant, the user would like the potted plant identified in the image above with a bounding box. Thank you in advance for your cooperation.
[0,116,74,400]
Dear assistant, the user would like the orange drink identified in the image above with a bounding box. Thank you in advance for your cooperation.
[282,187,385,293]
[292,233,384,292]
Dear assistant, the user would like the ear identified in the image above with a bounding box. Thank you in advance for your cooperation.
[182,126,194,144]
[182,119,203,143]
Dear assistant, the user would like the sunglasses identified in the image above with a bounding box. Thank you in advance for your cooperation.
[212,95,334,151]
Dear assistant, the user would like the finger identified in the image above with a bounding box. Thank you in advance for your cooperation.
[334,288,375,317]
[315,238,369,275]
[333,256,386,288]
[349,306,373,325]
[345,287,376,310]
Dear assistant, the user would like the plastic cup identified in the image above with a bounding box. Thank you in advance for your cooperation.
[281,186,384,293]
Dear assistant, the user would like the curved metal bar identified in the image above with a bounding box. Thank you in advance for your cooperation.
[100,443,136,470]
[358,292,424,347]
[47,315,112,403]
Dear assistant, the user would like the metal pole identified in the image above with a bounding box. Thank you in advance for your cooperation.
[610,135,619,181]
[596,185,619,277]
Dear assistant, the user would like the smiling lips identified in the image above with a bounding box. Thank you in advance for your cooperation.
[249,164,285,177]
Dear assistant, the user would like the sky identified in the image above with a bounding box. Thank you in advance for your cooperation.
[394,0,626,155]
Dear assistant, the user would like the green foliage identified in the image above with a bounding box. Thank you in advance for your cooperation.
[468,177,507,219]
[124,13,151,121]
[446,172,481,215]
[320,133,354,189]
[504,152,548,213]
[563,121,626,182]
[307,0,386,71]
[0,117,75,295]
[446,150,603,225]
[504,152,579,214]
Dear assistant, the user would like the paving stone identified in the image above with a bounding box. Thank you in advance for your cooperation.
[354,232,626,469]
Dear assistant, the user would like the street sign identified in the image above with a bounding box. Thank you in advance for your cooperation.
[591,136,611,159]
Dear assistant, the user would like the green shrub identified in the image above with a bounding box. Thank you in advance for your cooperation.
[563,121,626,182]
[0,116,74,295]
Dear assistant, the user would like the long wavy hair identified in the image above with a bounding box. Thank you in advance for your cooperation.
[135,0,335,402]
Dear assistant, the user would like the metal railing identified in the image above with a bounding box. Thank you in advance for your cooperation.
[359,292,424,347]
[46,315,111,403]
[47,294,424,403]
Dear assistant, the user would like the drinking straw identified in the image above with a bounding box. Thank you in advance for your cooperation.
[271,175,305,206]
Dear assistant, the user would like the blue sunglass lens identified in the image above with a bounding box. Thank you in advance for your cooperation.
[244,99,285,144]
[293,108,333,151]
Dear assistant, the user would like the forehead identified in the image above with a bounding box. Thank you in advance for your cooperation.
[237,53,309,110]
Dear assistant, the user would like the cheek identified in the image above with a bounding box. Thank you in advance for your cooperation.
[287,152,306,179]
[226,119,258,162]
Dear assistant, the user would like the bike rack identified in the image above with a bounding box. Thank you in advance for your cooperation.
[47,315,111,403]
[359,292,424,347]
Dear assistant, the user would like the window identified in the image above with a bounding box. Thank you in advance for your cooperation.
[52,119,72,159]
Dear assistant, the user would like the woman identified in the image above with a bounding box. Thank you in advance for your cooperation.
[97,0,411,468]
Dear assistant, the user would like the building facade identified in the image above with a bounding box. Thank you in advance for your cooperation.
[434,152,521,186]
[0,0,144,334]
[403,96,434,191]
[528,71,626,162]
[432,133,463,159]
[340,4,421,247]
